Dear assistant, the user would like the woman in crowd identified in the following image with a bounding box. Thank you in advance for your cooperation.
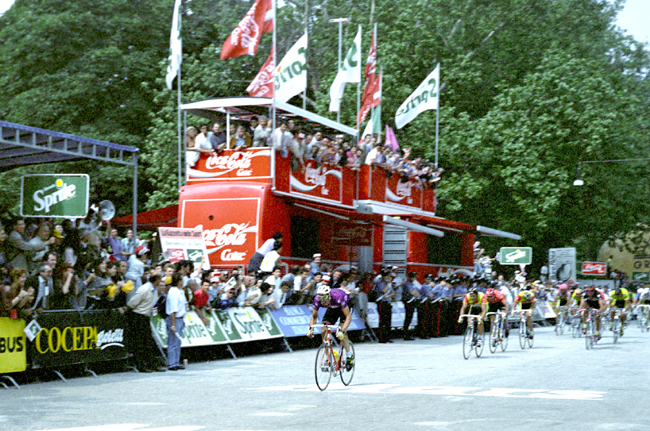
[86,258,112,309]
[0,268,34,319]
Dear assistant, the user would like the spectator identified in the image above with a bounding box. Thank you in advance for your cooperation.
[104,224,124,262]
[213,285,238,310]
[125,245,149,297]
[230,125,252,151]
[259,242,283,275]
[374,270,395,343]
[126,273,166,372]
[241,277,262,307]
[120,229,138,260]
[0,268,34,319]
[256,282,276,309]
[269,281,291,310]
[86,258,112,309]
[166,273,188,371]
[309,253,322,279]
[6,217,54,271]
[247,116,259,137]
[77,209,98,232]
[49,264,75,310]
[27,223,53,273]
[0,222,8,269]
[208,122,227,153]
[281,265,300,297]
[290,130,305,170]
[263,266,283,291]
[288,268,309,305]
[253,115,272,147]
[273,121,292,157]
[193,279,211,325]
[247,232,283,274]
[27,262,54,312]
[195,124,210,148]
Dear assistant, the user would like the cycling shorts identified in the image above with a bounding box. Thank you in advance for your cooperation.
[612,300,625,309]
[323,307,345,326]
[585,299,600,309]
[558,297,568,307]
[468,305,482,316]
[488,302,505,313]
[520,303,533,310]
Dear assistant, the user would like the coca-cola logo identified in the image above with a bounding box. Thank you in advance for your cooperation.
[305,166,326,186]
[203,223,251,249]
[396,180,414,197]
[206,151,254,172]
[231,6,261,49]
[582,263,606,274]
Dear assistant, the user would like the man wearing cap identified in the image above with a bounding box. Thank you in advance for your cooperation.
[373,270,395,343]
[401,271,421,340]
[309,253,322,279]
[126,274,166,372]
[166,274,188,371]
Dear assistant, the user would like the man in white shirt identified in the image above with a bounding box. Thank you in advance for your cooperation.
[247,232,283,274]
[273,121,293,157]
[166,274,188,371]
[259,242,283,274]
[365,143,382,165]
[269,281,291,310]
[126,274,165,372]
[253,115,272,147]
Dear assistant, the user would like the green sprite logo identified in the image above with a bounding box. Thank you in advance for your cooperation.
[33,178,77,214]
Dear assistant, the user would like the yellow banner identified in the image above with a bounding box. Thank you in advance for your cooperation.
[0,317,27,373]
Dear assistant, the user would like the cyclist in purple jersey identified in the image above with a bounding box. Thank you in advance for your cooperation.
[308,285,354,367]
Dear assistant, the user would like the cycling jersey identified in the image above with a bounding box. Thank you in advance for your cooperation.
[481,290,506,304]
[463,292,484,306]
[515,291,536,304]
[556,288,571,298]
[312,288,350,310]
[609,288,630,302]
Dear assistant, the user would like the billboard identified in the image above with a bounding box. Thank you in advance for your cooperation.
[21,174,89,218]
[549,248,577,283]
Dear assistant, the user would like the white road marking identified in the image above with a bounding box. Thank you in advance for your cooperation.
[35,425,204,431]
[250,384,606,400]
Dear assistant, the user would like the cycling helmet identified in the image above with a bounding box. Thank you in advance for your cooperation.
[485,288,496,297]
[559,283,568,290]
[523,292,533,301]
[316,285,331,296]
[469,287,478,295]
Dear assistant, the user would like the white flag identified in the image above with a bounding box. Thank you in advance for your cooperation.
[274,33,308,103]
[395,64,439,129]
[329,27,362,112]
[165,0,183,90]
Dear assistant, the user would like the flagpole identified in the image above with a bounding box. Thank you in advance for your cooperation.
[434,63,440,169]
[177,21,182,191]
[356,24,361,144]
[303,0,308,111]
[271,0,277,191]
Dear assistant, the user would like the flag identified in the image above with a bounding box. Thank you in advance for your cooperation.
[370,71,382,133]
[357,26,379,125]
[329,27,362,112]
[362,118,373,140]
[395,64,439,129]
[165,0,182,90]
[385,125,399,152]
[220,0,273,60]
[274,33,308,103]
[247,48,274,98]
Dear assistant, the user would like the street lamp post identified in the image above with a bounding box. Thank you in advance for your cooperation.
[573,158,650,186]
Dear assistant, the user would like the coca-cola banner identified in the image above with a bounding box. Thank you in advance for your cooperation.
[581,261,607,276]
[289,160,343,204]
[158,227,211,270]
[327,220,373,246]
[180,197,260,266]
[187,148,272,185]
[385,175,423,208]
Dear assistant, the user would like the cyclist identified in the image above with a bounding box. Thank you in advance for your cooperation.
[307,284,354,368]
[482,287,510,338]
[458,288,486,346]
[555,283,571,309]
[608,286,631,336]
[579,285,607,341]
[512,285,535,339]
[634,286,650,306]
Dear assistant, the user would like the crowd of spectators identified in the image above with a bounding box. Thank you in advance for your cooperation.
[185,116,445,187]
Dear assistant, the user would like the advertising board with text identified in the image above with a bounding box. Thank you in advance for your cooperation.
[581,261,607,276]
[0,317,27,373]
[158,226,211,270]
[21,174,89,218]
[180,197,261,267]
[290,160,343,205]
[498,247,533,265]
[187,148,272,185]
[549,248,577,283]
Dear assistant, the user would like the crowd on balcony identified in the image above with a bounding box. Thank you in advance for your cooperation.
[185,117,445,187]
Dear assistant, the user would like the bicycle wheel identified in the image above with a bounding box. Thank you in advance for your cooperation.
[571,317,580,338]
[499,319,508,352]
[527,328,534,348]
[475,329,485,358]
[585,320,593,350]
[558,311,565,335]
[314,344,332,391]
[462,323,474,360]
[340,341,355,386]
[519,320,526,349]
[489,320,498,354]
[612,318,619,344]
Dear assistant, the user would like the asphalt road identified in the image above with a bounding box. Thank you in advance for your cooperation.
[2,323,649,431]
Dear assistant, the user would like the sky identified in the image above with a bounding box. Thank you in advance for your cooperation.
[0,0,648,42]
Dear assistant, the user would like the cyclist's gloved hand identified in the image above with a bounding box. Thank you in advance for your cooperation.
[336,327,344,340]
[306,327,314,338]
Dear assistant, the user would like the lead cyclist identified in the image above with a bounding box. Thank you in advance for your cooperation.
[307,285,354,368]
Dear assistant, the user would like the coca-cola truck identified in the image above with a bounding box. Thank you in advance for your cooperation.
[177,98,520,277]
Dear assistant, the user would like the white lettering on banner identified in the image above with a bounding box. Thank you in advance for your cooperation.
[205,151,257,173]
[396,181,414,198]
[221,249,247,262]
[231,4,261,50]
[33,182,77,213]
[96,329,124,349]
[250,385,605,400]
[204,223,249,247]
[305,166,326,186]
[583,263,605,273]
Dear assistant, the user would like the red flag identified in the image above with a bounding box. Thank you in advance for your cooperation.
[357,27,379,126]
[247,48,274,98]
[220,0,273,60]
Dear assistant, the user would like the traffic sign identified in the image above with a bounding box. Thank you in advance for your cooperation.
[581,262,606,276]
[498,247,532,265]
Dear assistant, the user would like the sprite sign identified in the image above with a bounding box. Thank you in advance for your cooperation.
[21,174,89,218]
[498,247,533,265]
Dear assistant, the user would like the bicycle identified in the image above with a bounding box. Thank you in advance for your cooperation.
[311,324,355,391]
[571,307,584,338]
[555,305,568,335]
[609,308,625,343]
[486,311,508,353]
[459,314,484,359]
[584,308,601,350]
[514,309,534,349]
[636,304,650,332]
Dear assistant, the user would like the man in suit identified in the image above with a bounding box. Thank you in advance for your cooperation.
[27,262,54,311]
[6,218,54,271]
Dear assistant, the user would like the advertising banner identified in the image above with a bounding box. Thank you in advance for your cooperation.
[21,174,89,218]
[549,248,577,283]
[499,247,533,265]
[366,302,417,329]
[0,317,27,373]
[581,261,607,276]
[187,148,272,185]
[30,310,128,368]
[268,305,366,338]
[181,197,260,267]
[158,227,211,270]
[290,160,343,205]
[326,220,373,247]
[385,175,423,208]
[151,311,229,348]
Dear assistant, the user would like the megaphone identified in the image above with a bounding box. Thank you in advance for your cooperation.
[99,200,116,221]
